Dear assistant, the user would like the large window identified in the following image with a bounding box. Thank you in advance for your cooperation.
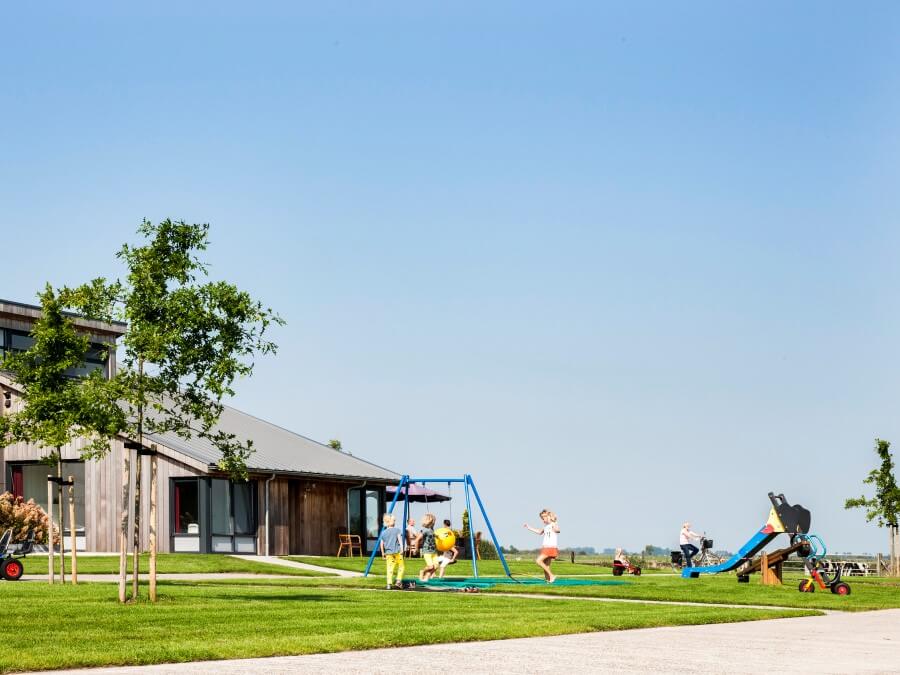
[8,461,86,543]
[210,479,256,553]
[172,478,257,553]
[0,329,109,378]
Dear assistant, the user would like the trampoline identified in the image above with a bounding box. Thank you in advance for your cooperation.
[421,576,629,589]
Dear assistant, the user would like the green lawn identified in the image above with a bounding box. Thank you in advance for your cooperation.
[473,572,900,612]
[286,555,647,576]
[0,582,817,673]
[33,553,331,577]
[289,558,900,612]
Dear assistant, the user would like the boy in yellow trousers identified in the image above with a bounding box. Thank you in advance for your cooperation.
[380,513,405,589]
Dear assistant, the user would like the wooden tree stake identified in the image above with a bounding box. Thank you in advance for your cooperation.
[68,475,78,584]
[47,476,55,585]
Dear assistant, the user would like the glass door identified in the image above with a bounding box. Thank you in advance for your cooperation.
[347,486,385,554]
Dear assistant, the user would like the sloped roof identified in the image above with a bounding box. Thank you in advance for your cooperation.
[144,403,400,482]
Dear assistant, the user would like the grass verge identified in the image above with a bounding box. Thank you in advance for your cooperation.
[0,582,816,673]
[29,553,330,577]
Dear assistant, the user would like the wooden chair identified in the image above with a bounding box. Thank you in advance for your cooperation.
[336,533,362,557]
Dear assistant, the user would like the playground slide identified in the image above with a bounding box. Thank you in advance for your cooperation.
[680,529,777,578]
[681,492,811,579]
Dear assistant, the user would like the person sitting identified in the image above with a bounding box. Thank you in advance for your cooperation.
[680,522,702,567]
[405,517,419,557]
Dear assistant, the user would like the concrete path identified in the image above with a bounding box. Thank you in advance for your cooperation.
[228,555,362,577]
[23,609,900,674]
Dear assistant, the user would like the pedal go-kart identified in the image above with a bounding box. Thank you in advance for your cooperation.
[612,559,642,576]
[797,535,850,596]
[0,528,35,581]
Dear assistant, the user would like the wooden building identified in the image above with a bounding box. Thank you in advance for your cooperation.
[0,298,399,555]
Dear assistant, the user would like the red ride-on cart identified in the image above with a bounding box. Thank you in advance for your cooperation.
[611,550,642,576]
[0,528,35,581]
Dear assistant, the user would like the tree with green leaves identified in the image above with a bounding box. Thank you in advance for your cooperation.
[67,219,282,602]
[845,439,900,576]
[0,285,125,584]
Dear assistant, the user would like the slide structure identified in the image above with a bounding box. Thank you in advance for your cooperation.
[682,492,811,579]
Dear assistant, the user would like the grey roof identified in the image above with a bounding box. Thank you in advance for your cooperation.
[145,403,400,482]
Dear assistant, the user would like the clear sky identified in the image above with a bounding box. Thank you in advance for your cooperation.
[3,2,900,554]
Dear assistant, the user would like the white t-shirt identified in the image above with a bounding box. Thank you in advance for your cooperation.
[542,523,558,548]
[680,527,699,545]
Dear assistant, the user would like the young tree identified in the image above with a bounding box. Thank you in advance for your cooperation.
[845,439,900,576]
[68,219,282,602]
[0,285,125,583]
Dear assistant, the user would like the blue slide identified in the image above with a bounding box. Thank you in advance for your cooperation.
[681,528,777,578]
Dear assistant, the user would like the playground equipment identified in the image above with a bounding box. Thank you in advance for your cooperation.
[0,528,34,581]
[434,527,456,552]
[364,474,511,579]
[736,537,812,584]
[682,492,810,579]
[797,534,851,595]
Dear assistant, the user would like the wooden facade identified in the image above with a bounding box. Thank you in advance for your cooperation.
[1,300,397,556]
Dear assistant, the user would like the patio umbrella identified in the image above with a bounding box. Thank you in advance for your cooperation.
[386,483,451,503]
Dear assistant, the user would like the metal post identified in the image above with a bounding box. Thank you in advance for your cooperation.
[467,475,512,577]
[364,475,407,577]
[402,487,409,556]
[463,475,477,578]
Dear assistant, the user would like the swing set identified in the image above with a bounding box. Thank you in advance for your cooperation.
[364,474,512,578]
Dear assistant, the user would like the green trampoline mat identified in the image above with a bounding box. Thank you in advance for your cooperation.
[421,577,628,589]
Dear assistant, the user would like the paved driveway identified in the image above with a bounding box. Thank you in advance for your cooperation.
[25,609,900,674]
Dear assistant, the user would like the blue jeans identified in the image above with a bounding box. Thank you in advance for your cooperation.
[680,543,699,567]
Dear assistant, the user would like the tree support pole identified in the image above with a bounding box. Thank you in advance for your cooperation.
[56,454,65,584]
[68,476,77,584]
[118,445,130,603]
[46,476,55,585]
[149,448,158,602]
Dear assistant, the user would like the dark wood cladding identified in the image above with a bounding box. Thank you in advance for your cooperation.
[264,477,380,556]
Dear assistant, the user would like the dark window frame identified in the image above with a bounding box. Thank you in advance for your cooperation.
[169,477,257,554]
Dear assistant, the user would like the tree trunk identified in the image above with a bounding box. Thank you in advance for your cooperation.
[118,442,130,603]
[68,476,78,584]
[47,475,55,585]
[149,451,158,602]
[56,450,65,584]
[892,524,899,577]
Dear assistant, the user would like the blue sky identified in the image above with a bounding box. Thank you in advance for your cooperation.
[3,2,900,553]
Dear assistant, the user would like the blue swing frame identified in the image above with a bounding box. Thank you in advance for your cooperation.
[363,474,512,578]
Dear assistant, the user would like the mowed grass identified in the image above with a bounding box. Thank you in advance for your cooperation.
[285,559,900,612]
[31,553,330,577]
[474,572,900,612]
[286,555,647,577]
[0,582,817,673]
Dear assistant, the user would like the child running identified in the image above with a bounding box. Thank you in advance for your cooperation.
[379,514,405,590]
[524,509,560,583]
[416,513,439,582]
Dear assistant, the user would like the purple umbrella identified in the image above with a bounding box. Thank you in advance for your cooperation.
[386,483,451,503]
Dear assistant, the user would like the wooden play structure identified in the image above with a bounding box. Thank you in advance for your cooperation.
[736,538,810,585]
